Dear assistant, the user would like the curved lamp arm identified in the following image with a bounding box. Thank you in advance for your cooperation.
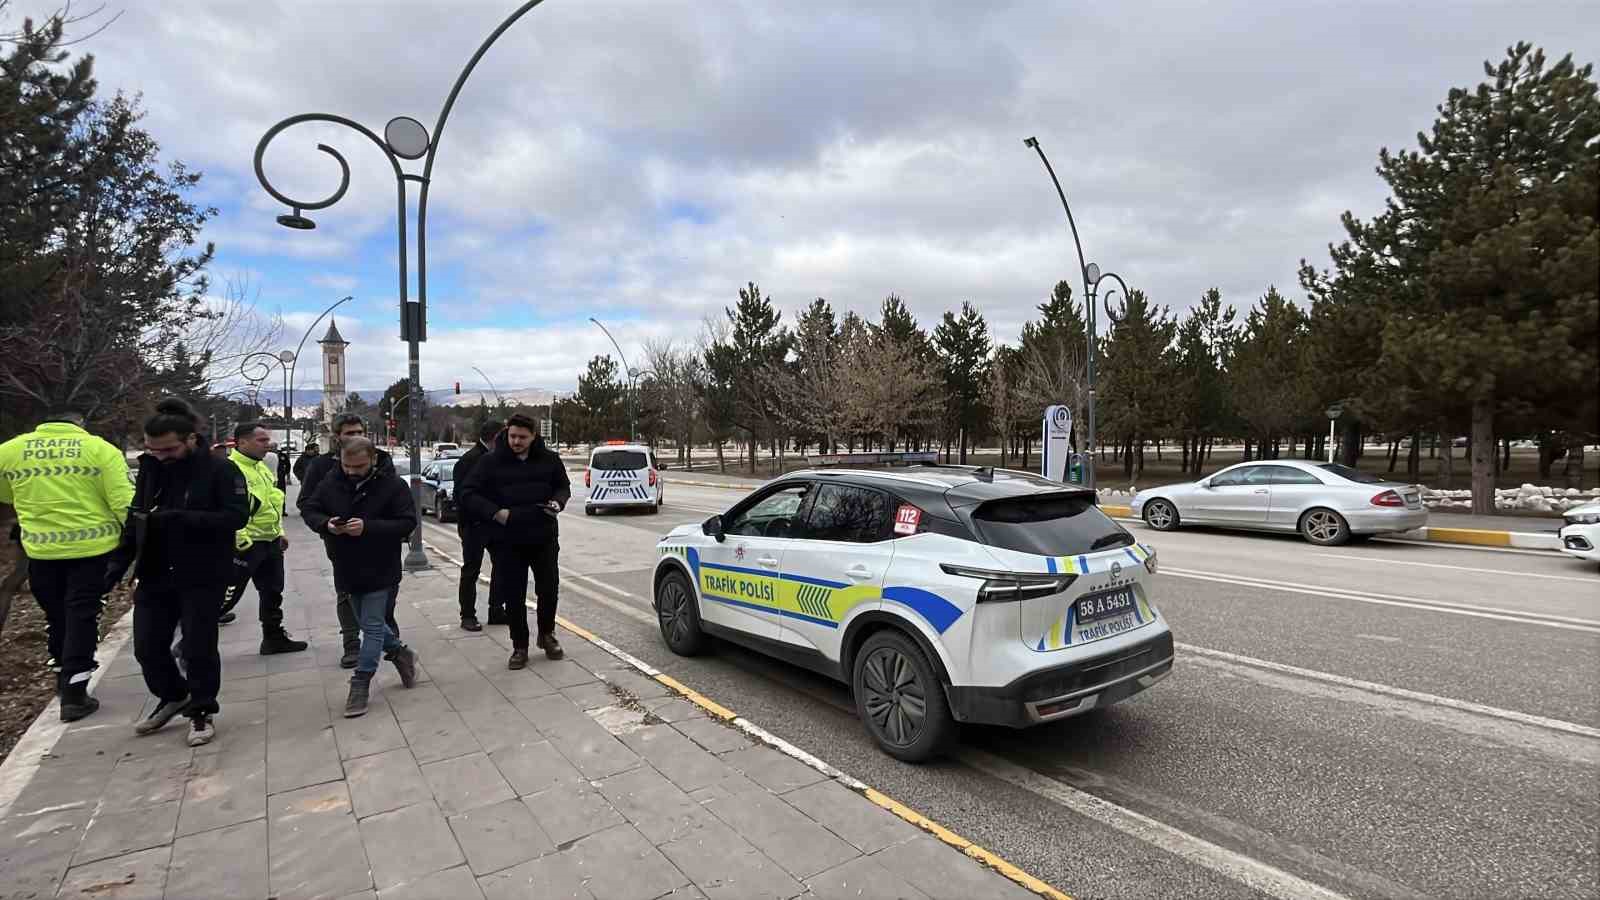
[588,317,635,378]
[1095,271,1132,326]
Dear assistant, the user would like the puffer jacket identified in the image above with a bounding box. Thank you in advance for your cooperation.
[456,435,570,546]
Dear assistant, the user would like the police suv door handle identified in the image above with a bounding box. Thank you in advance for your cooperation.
[757,556,780,570]
[846,564,873,582]
[1252,488,1268,494]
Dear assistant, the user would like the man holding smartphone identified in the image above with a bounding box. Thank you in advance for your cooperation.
[457,414,570,669]
[301,437,419,717]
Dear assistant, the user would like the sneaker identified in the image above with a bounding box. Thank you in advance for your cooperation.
[218,611,237,625]
[186,714,215,747]
[260,631,309,655]
[344,675,371,718]
[536,632,565,661]
[507,648,528,670]
[390,646,419,689]
[486,607,508,626]
[460,616,482,633]
[136,695,190,735]
[340,644,359,669]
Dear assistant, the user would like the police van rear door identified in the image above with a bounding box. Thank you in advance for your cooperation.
[590,447,650,502]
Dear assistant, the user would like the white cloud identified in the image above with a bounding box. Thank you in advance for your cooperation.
[28,0,1600,382]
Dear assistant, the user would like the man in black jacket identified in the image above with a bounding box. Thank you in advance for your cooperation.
[301,437,419,718]
[110,399,249,748]
[292,441,319,484]
[458,414,570,668]
[297,414,399,667]
[451,419,502,631]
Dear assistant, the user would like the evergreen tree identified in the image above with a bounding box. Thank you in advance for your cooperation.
[1228,288,1312,461]
[1097,290,1177,481]
[932,302,991,463]
[1304,43,1599,509]
[575,354,625,443]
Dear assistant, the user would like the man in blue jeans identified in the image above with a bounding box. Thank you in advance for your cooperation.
[301,437,419,717]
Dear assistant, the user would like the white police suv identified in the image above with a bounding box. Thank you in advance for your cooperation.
[652,466,1173,761]
[585,442,663,515]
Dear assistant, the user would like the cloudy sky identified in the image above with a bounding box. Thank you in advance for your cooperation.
[13,1,1599,393]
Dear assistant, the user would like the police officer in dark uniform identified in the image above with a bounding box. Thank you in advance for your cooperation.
[110,399,249,747]
[451,419,502,631]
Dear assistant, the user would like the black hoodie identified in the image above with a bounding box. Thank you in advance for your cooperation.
[110,450,250,589]
[456,434,570,546]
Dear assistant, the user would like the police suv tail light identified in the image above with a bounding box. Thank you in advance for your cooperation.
[939,564,1076,603]
[1370,489,1406,508]
[585,470,591,488]
[649,469,657,487]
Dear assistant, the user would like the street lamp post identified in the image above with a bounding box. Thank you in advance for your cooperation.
[588,317,643,442]
[470,366,504,406]
[254,0,550,571]
[1023,136,1135,492]
[240,349,300,488]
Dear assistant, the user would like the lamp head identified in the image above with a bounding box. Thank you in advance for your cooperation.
[1023,136,1039,148]
[276,209,316,230]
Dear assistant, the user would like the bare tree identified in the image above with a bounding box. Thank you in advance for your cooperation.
[642,338,703,465]
[174,274,285,395]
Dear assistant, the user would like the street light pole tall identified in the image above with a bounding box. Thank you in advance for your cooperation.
[254,0,551,571]
[1023,136,1136,492]
[588,317,641,442]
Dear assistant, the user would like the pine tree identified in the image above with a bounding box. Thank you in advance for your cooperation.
[932,302,992,464]
[575,355,625,443]
[1306,43,1599,510]
[1097,290,1177,482]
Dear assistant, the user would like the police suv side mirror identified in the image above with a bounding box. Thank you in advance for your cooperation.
[702,515,724,542]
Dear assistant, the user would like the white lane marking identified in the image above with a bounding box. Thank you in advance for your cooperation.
[957,748,1353,900]
[1162,567,1600,632]
[1373,539,1557,557]
[566,571,638,599]
[1176,642,1600,740]
[1319,552,1595,584]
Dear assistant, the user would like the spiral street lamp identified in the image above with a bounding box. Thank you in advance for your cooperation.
[254,1,550,570]
[1023,136,1139,491]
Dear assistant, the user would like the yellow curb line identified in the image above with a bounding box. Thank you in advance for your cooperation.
[1423,527,1512,547]
[652,673,738,721]
[423,538,1075,900]
[1101,504,1133,517]
[862,788,1073,900]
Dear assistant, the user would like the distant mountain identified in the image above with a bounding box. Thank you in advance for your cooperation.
[244,387,568,409]
[439,388,568,408]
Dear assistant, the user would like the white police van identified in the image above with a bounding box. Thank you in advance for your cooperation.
[652,466,1173,761]
[584,441,663,515]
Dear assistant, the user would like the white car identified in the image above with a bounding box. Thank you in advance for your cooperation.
[1131,460,1427,545]
[651,467,1173,761]
[1558,500,1600,567]
[584,442,663,515]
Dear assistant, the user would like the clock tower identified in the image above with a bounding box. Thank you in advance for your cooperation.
[318,319,349,433]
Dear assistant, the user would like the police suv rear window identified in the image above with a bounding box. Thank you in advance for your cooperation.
[971,494,1132,556]
[592,450,648,470]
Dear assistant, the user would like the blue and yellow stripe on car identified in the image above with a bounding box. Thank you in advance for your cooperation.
[692,560,965,635]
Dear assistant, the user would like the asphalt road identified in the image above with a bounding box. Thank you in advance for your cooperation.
[404,479,1599,900]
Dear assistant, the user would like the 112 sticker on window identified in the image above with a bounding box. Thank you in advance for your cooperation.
[893,504,922,535]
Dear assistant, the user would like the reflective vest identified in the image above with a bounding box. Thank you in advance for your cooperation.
[0,422,134,560]
[229,449,285,544]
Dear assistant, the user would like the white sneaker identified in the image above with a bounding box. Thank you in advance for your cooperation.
[186,714,214,747]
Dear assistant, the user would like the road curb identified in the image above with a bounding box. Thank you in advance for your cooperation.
[422,540,1075,900]
[1107,504,1561,551]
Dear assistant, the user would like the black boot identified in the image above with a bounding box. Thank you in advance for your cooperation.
[389,645,419,688]
[486,606,507,626]
[260,629,309,655]
[59,674,99,723]
[340,641,359,669]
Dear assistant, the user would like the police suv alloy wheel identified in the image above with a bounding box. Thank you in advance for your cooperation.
[655,570,706,655]
[852,630,953,763]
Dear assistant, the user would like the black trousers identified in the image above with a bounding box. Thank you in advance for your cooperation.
[457,522,496,618]
[337,584,398,651]
[221,539,286,633]
[487,540,559,648]
[27,554,108,681]
[134,583,223,716]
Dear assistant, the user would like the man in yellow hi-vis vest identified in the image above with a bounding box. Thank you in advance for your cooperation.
[0,411,133,721]
[224,423,307,655]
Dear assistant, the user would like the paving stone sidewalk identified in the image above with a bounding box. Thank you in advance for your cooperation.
[0,540,1039,900]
